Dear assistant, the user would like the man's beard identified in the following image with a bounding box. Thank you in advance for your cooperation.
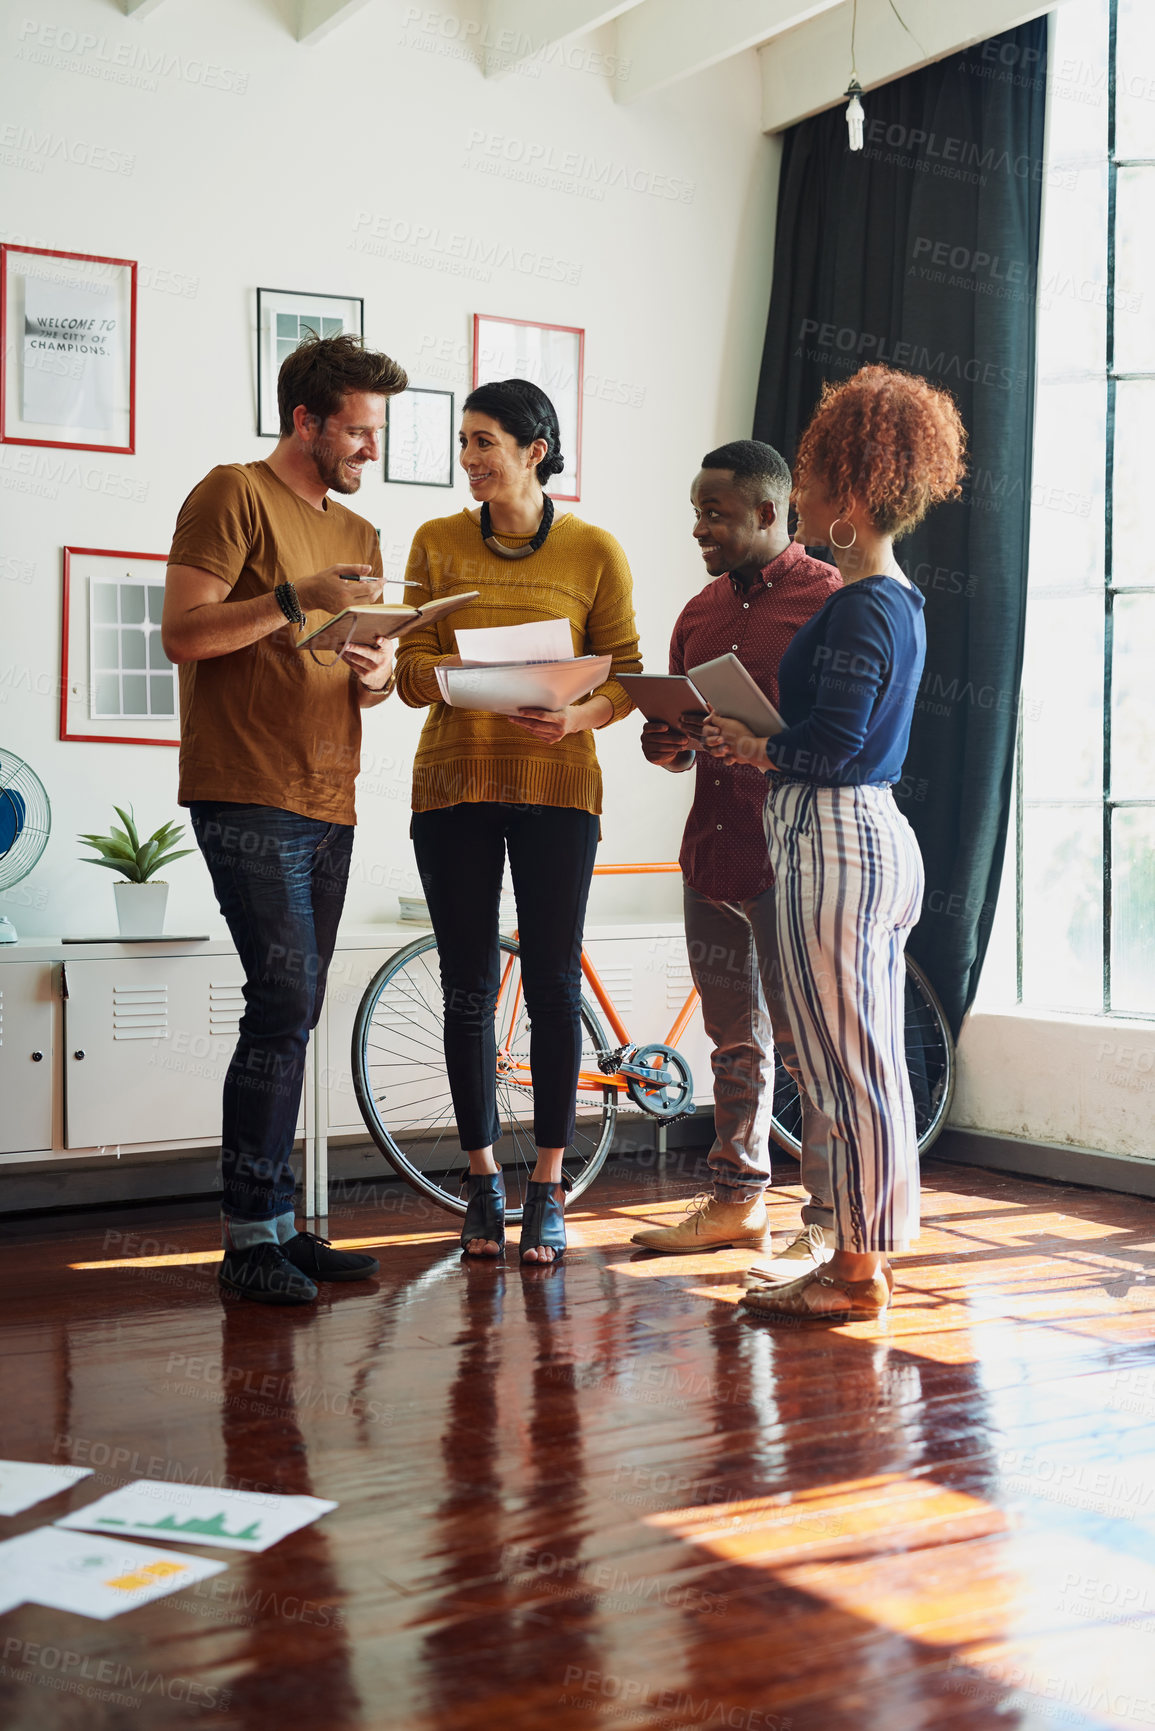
[310,436,360,494]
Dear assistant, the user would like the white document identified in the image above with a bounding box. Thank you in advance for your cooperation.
[23,277,118,430]
[0,1527,225,1621]
[0,1459,93,1517]
[455,617,574,665]
[56,1482,337,1554]
[437,655,611,715]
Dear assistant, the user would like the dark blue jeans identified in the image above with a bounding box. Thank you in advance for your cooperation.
[190,802,353,1222]
[411,802,599,1150]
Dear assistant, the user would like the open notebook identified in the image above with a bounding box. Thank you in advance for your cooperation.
[297,591,479,653]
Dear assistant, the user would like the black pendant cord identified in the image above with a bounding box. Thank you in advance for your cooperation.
[480,493,554,558]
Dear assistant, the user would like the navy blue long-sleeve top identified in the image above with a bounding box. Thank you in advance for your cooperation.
[764,575,926,786]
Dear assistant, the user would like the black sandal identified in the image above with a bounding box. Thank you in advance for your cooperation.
[461,1171,506,1256]
[519,1177,569,1264]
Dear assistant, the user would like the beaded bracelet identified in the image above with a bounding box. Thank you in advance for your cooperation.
[274,581,304,626]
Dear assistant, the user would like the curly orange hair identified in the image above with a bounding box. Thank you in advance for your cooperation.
[793,365,967,538]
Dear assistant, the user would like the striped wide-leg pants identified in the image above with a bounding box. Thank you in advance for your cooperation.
[763,781,925,1253]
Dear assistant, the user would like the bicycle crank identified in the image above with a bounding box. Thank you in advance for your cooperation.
[621,1042,694,1120]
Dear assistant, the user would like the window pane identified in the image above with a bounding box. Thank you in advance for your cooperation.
[1021,806,1103,1009]
[1037,159,1108,380]
[1022,595,1103,799]
[1115,0,1155,158]
[1111,594,1155,799]
[1111,382,1155,587]
[1112,807,1155,1014]
[1051,0,1110,161]
[1027,380,1105,596]
[120,583,146,625]
[1113,170,1155,372]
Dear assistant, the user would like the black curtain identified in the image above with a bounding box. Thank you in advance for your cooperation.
[754,20,1047,1034]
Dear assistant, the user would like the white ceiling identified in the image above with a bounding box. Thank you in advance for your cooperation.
[122,0,1060,130]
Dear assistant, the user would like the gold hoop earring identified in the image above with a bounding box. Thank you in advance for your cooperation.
[828,517,857,550]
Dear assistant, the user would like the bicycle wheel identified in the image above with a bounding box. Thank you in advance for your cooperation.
[768,953,956,1159]
[351,934,618,1220]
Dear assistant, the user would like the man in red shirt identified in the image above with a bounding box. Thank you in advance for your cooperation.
[632,441,841,1273]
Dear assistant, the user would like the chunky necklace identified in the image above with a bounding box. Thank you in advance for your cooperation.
[480,495,554,560]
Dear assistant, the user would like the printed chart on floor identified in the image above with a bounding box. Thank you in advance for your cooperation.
[55,1483,338,1553]
[0,1460,93,1517]
[0,1527,225,1620]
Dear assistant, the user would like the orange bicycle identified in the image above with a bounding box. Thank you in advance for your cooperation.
[350,862,955,1221]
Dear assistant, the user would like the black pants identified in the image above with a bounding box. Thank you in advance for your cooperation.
[411,802,599,1151]
[190,802,353,1221]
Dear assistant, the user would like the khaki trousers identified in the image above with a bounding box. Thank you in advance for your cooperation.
[683,881,834,1222]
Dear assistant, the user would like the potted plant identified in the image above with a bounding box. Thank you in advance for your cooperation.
[78,806,195,938]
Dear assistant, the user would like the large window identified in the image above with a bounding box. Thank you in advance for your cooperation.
[1006,0,1155,1019]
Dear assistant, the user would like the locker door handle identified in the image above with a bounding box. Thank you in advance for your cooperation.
[73,1050,86,1060]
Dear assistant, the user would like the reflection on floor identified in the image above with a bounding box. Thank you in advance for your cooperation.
[2,1153,1154,1731]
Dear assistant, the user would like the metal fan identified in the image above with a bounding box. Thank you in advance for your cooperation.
[0,748,51,942]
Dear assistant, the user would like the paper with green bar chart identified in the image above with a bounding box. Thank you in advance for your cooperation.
[55,1482,337,1552]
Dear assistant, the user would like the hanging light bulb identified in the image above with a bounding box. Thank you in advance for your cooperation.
[845,77,865,151]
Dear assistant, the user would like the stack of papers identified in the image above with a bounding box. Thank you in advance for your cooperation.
[437,617,610,716]
[0,1466,339,1621]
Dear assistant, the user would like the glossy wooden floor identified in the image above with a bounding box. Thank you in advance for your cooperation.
[2,1152,1155,1731]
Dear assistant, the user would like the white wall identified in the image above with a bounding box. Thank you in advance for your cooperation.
[952,1009,1155,1159]
[0,0,779,939]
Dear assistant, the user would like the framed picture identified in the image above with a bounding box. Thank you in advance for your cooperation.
[61,547,178,748]
[256,287,364,437]
[385,388,455,487]
[473,314,584,501]
[1,245,137,454]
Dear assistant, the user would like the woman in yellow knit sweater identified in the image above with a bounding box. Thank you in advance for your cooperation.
[396,379,641,1263]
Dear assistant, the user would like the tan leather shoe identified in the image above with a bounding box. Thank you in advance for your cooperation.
[631,1192,769,1254]
[739,1265,890,1322]
[743,1223,833,1287]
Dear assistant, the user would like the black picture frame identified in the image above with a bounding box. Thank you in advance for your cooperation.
[384,388,456,488]
[255,287,365,437]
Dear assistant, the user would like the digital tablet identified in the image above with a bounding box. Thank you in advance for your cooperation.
[618,673,709,730]
[687,654,785,738]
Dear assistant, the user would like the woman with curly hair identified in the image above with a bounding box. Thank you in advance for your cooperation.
[702,364,966,1322]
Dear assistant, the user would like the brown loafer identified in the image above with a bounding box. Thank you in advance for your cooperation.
[739,1266,890,1323]
[747,1255,895,1299]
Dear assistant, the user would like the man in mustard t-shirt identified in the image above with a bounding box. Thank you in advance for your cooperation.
[162,333,407,1305]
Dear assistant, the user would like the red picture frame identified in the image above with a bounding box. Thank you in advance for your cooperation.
[472,314,584,502]
[61,547,177,748]
[1,245,138,454]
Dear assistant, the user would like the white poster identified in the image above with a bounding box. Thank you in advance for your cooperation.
[56,1482,337,1553]
[1,246,135,452]
[23,278,119,430]
[474,316,583,501]
[385,389,454,486]
[0,1459,93,1517]
[0,1527,225,1621]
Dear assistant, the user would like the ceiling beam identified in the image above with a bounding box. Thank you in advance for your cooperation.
[121,0,167,16]
[615,0,841,102]
[760,0,1055,131]
[482,0,645,77]
[296,0,375,44]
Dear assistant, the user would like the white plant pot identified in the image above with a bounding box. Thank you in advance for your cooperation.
[114,881,169,938]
